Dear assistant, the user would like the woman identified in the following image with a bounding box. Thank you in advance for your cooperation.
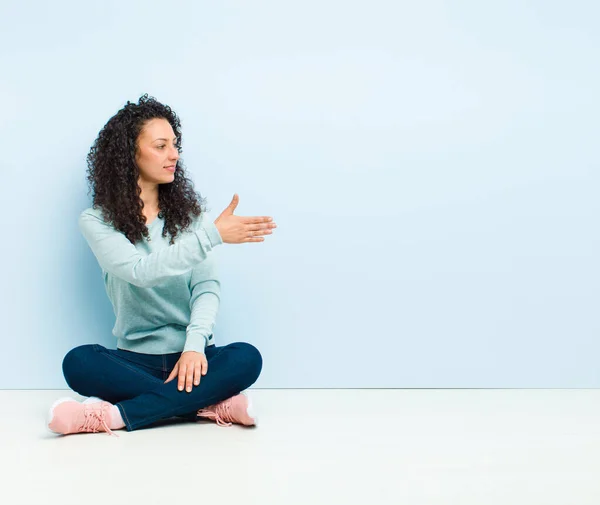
[47,94,276,436]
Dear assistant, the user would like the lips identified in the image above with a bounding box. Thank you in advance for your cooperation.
[164,165,176,172]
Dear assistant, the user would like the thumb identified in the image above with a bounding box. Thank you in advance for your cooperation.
[226,193,239,215]
[164,363,179,384]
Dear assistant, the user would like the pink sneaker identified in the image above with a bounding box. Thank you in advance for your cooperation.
[196,393,257,427]
[47,397,119,437]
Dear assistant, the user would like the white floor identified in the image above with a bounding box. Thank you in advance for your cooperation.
[2,389,600,505]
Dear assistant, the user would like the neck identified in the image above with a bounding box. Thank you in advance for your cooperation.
[138,177,159,213]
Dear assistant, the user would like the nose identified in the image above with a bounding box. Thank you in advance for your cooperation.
[169,146,179,161]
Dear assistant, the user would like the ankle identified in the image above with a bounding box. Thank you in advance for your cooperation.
[108,405,126,430]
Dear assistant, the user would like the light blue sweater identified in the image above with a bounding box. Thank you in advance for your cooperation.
[78,207,223,355]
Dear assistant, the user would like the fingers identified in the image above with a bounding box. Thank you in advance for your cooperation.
[164,363,179,384]
[185,364,194,392]
[178,364,187,392]
[246,229,272,239]
[241,216,273,224]
[234,218,276,243]
[170,355,208,392]
[246,222,277,232]
[193,361,202,387]
[244,222,276,243]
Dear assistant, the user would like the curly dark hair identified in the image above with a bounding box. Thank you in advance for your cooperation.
[86,93,206,245]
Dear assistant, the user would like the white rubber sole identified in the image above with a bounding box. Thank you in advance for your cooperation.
[46,396,78,434]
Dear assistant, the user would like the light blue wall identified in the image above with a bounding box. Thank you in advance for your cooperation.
[1,1,598,388]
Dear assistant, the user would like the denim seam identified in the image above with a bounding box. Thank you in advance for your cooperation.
[115,403,132,431]
[100,351,163,384]
[115,352,165,372]
[208,346,227,362]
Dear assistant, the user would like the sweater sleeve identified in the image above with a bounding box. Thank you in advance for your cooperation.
[184,290,220,354]
[78,210,223,288]
[183,257,221,354]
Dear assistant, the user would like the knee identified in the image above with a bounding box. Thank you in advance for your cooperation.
[232,342,263,383]
[62,344,96,390]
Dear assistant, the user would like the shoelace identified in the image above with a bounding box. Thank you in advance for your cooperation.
[197,400,234,427]
[80,405,119,437]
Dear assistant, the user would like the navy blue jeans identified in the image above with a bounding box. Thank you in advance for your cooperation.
[61,342,262,431]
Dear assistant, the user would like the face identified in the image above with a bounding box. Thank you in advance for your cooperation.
[135,118,180,185]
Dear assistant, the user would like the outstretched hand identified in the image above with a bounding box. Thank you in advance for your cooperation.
[164,351,208,392]
[214,194,277,244]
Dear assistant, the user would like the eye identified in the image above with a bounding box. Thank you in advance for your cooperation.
[157,145,165,149]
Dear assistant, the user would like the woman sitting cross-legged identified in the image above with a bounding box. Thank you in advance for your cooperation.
[47,94,276,436]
